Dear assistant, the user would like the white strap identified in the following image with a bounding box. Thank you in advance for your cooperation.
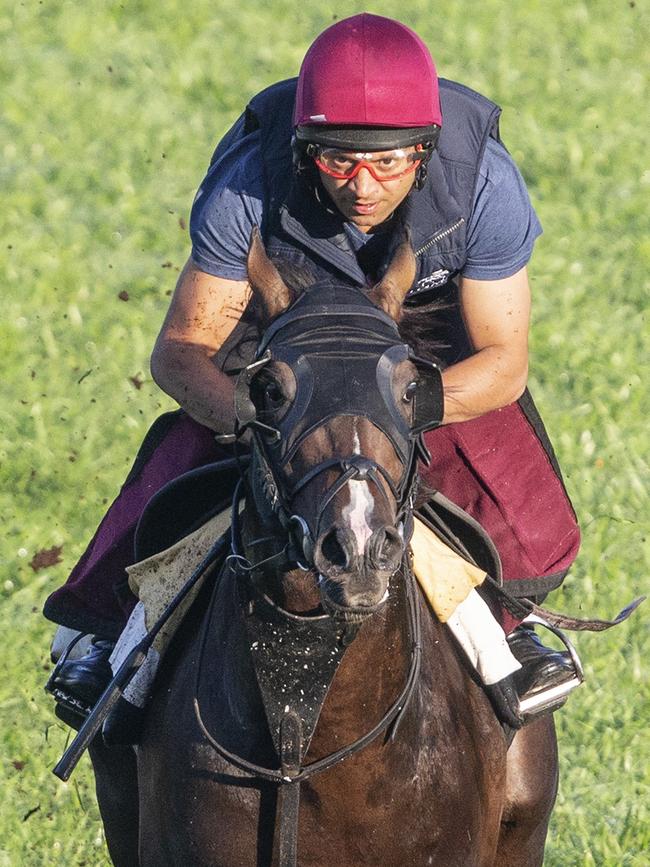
[446,589,521,685]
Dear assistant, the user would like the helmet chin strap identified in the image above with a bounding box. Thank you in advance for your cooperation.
[414,148,435,190]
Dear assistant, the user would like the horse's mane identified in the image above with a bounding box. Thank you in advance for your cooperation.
[399,301,451,365]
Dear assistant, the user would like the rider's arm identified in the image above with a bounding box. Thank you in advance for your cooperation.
[150,129,264,432]
[150,260,250,433]
[440,265,531,424]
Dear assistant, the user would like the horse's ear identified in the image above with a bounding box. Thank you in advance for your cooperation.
[247,227,294,325]
[367,235,417,322]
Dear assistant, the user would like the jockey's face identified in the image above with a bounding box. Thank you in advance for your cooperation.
[317,148,418,233]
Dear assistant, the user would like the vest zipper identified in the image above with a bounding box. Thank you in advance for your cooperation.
[414,218,465,257]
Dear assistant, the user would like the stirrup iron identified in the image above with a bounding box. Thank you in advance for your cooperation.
[518,614,585,719]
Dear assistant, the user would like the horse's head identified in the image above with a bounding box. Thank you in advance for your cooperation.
[237,230,443,620]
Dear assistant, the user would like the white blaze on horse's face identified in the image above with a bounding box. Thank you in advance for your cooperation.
[342,426,376,556]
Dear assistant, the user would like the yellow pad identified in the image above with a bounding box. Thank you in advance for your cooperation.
[126,509,484,652]
[410,517,486,622]
[126,509,230,654]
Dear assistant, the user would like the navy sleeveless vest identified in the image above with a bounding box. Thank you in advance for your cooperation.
[210,76,501,297]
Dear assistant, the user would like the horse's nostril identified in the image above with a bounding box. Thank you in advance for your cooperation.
[319,529,350,570]
[370,527,404,572]
[315,525,402,577]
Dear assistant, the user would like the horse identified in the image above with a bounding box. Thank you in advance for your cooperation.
[88,233,558,866]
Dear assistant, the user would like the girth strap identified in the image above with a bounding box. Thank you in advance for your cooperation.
[276,711,302,867]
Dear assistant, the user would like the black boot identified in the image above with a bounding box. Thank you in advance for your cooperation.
[485,624,583,730]
[507,624,583,722]
[47,637,115,725]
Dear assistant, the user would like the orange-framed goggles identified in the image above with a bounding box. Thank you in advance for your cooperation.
[312,144,425,182]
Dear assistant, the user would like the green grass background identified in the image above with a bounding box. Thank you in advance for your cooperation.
[1,0,648,863]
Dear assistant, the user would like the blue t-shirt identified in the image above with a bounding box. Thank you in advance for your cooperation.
[190,133,542,282]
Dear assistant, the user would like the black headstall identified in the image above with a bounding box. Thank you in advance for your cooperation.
[233,283,444,567]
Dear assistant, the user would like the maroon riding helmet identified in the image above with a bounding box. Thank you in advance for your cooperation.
[293,14,442,189]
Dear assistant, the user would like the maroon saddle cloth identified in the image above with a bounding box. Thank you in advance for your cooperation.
[43,398,580,639]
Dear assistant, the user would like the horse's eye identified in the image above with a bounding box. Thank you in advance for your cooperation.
[403,381,418,404]
[264,381,285,409]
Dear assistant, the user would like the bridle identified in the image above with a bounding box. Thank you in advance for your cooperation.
[232,283,444,569]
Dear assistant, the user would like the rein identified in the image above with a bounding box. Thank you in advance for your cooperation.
[192,482,423,867]
[193,488,423,785]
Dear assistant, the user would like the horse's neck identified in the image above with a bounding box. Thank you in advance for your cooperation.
[306,577,477,763]
[304,570,415,761]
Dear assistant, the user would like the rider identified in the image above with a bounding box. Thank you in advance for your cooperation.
[46,14,580,727]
